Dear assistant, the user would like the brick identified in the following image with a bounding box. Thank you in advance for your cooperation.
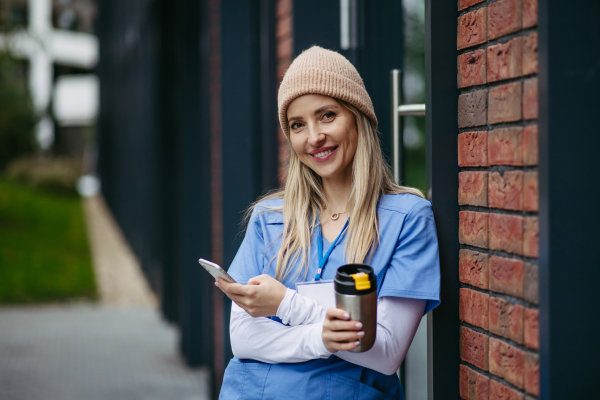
[277,60,291,81]
[458,50,487,88]
[459,249,490,289]
[277,35,293,61]
[490,213,524,255]
[524,352,540,396]
[522,124,538,165]
[487,37,522,82]
[523,32,538,75]
[276,0,291,18]
[523,78,538,120]
[459,0,485,11]
[488,127,523,166]
[524,308,539,350]
[523,171,538,212]
[459,171,488,206]
[489,82,522,124]
[459,90,488,128]
[523,0,538,28]
[488,171,523,210]
[488,0,522,40]
[489,380,524,400]
[490,256,524,297]
[459,131,488,166]
[276,13,292,39]
[489,297,524,343]
[460,326,489,370]
[524,263,538,304]
[460,211,490,248]
[460,288,490,330]
[460,364,469,399]
[458,8,488,50]
[523,217,539,258]
[489,337,525,388]
[460,365,490,400]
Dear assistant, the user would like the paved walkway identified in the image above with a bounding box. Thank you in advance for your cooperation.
[0,195,210,400]
[0,304,210,400]
[82,195,157,308]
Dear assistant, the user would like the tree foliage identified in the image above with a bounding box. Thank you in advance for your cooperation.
[0,52,37,170]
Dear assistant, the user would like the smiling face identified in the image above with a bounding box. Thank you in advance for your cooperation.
[287,94,358,183]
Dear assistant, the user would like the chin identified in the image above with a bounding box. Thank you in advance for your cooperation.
[312,168,342,180]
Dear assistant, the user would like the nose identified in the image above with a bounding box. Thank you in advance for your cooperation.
[307,123,325,148]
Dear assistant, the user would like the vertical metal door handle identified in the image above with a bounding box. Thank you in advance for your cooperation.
[390,69,426,185]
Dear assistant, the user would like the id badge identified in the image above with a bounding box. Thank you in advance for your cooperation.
[295,280,335,309]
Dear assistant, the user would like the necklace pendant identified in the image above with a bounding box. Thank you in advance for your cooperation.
[331,212,340,221]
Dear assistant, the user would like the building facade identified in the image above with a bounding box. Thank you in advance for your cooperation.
[96,0,600,398]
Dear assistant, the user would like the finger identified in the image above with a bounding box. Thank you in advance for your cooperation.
[247,276,263,285]
[326,307,350,321]
[220,281,250,296]
[218,278,231,290]
[326,320,363,332]
[326,330,365,343]
[331,341,360,352]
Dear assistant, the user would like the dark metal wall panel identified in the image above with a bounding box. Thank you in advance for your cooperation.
[156,0,182,324]
[219,0,279,369]
[171,0,214,367]
[538,1,600,397]
[425,0,459,398]
[97,0,215,368]
[97,0,163,293]
[292,0,341,56]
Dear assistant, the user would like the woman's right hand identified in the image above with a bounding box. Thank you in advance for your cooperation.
[322,307,364,353]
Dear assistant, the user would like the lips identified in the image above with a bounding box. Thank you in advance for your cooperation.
[310,146,338,162]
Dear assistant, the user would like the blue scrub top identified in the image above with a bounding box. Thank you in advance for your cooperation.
[221,193,441,400]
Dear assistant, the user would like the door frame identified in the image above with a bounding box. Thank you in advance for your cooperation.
[425,0,460,398]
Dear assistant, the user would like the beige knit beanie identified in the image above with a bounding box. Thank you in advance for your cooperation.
[278,46,377,137]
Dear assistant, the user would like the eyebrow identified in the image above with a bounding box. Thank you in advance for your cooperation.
[288,104,341,123]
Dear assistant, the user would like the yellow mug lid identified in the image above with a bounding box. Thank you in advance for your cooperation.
[350,272,371,291]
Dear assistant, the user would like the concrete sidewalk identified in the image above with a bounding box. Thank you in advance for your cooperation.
[0,304,210,400]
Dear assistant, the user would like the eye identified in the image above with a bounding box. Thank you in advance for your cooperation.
[290,121,304,131]
[321,111,336,122]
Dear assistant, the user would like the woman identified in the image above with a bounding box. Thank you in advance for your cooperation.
[217,46,440,400]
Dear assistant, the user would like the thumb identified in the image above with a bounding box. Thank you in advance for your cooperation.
[247,275,266,285]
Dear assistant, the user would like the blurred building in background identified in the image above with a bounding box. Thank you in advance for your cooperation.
[0,0,98,158]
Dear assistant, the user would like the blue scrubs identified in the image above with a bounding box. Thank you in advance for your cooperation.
[221,193,441,400]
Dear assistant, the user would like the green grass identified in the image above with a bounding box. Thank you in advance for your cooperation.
[0,178,96,303]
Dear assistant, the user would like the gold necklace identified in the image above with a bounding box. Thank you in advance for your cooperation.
[330,211,347,221]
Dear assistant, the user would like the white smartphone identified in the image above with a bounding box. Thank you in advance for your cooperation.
[198,258,236,283]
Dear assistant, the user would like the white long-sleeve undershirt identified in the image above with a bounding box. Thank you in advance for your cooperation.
[229,288,425,375]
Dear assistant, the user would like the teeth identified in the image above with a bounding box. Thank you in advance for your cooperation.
[314,148,333,158]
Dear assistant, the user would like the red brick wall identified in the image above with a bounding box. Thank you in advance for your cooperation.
[457,0,539,398]
[276,0,292,186]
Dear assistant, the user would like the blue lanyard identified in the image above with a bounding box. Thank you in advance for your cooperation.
[315,219,349,281]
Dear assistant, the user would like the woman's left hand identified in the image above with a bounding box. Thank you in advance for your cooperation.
[218,275,287,318]
[322,307,363,353]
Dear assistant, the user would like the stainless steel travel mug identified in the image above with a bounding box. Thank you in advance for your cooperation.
[334,264,377,353]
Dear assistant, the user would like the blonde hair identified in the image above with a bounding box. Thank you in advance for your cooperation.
[247,100,424,281]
